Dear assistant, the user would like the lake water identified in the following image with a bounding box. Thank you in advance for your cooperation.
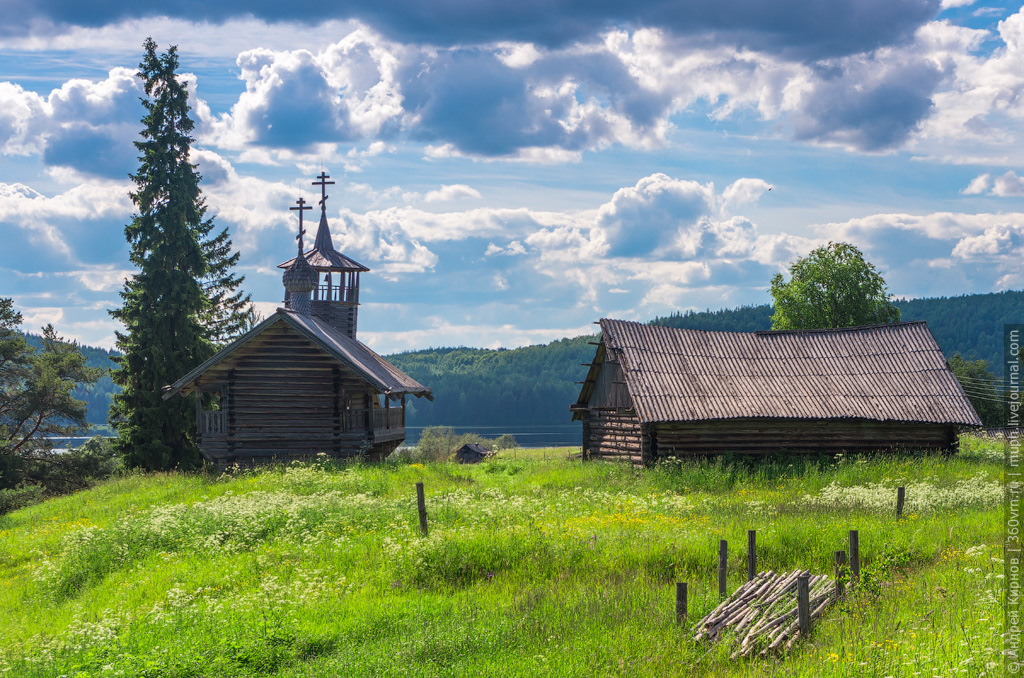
[47,424,582,451]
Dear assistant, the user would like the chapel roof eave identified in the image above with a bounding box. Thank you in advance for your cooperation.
[161,309,431,401]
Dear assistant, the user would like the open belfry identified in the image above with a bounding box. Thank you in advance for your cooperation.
[278,172,369,338]
[163,172,432,468]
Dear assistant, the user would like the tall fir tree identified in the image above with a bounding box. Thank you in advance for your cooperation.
[199,222,256,346]
[110,39,250,470]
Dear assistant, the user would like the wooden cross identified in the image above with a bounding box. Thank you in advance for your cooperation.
[290,197,312,253]
[313,171,335,210]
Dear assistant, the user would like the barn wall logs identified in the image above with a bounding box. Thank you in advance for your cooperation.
[583,409,645,464]
[650,418,958,458]
[193,323,401,468]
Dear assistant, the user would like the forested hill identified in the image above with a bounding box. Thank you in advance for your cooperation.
[388,336,596,427]
[394,289,1022,427]
[27,289,1021,427]
[23,332,118,428]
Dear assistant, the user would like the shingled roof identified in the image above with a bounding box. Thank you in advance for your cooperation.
[277,211,369,272]
[162,309,431,400]
[575,319,980,426]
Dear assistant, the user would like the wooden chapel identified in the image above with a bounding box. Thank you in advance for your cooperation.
[163,172,432,468]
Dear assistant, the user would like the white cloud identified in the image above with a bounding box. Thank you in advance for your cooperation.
[952,221,1024,259]
[992,170,1024,196]
[963,173,991,194]
[0,67,141,176]
[423,184,482,203]
[721,178,773,209]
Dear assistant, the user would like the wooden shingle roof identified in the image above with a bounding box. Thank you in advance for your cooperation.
[576,319,980,426]
[162,309,431,400]
[277,212,369,272]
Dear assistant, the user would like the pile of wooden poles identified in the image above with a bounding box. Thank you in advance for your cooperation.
[692,569,839,658]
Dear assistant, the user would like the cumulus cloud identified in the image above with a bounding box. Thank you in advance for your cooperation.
[817,210,1024,296]
[0,68,141,177]
[596,174,714,256]
[423,184,482,202]
[0,179,132,258]
[963,173,991,194]
[721,178,773,208]
[200,30,404,151]
[787,50,944,151]
[992,170,1024,196]
[963,170,1024,196]
[910,11,1024,161]
[952,221,1024,259]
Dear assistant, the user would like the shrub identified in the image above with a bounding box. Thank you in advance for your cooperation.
[0,483,45,514]
[494,434,518,451]
[415,427,491,462]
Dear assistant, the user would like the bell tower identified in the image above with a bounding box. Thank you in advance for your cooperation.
[278,171,369,339]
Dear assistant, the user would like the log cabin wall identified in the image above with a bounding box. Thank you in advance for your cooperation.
[583,409,646,464]
[651,418,958,458]
[195,322,390,467]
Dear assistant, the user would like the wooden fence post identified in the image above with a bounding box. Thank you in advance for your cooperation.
[718,539,728,598]
[416,481,428,536]
[747,530,757,581]
[849,530,860,582]
[676,582,687,625]
[796,573,811,635]
[834,550,846,598]
[896,486,905,518]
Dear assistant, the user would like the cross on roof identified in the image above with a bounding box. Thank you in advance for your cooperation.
[289,197,312,254]
[313,171,335,210]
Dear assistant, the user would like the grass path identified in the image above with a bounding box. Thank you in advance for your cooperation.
[0,437,1005,676]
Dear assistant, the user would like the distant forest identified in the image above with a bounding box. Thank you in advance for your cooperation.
[30,289,1022,428]
[22,333,119,428]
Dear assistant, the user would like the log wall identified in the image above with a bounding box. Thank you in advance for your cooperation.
[194,322,400,468]
[582,409,647,464]
[650,418,959,458]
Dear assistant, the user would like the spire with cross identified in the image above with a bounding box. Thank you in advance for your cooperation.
[313,171,335,212]
[290,197,312,255]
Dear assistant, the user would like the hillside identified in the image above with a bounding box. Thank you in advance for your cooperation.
[0,440,1003,676]
[34,289,1021,428]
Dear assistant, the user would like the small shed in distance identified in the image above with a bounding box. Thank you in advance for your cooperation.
[571,319,981,464]
[455,443,493,464]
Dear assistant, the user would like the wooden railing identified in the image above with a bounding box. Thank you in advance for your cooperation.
[372,408,405,432]
[200,410,225,435]
[314,285,358,303]
[343,408,405,436]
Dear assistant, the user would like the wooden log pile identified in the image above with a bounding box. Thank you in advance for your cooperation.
[692,569,838,658]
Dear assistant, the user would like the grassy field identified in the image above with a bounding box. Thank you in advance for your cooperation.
[0,437,1005,677]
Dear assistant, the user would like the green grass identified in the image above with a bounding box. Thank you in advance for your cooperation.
[0,438,1006,677]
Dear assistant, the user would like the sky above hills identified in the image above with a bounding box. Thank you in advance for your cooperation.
[1,0,1022,353]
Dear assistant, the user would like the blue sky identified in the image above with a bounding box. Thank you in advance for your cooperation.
[0,0,1022,354]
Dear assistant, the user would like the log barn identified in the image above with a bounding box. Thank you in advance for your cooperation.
[163,172,431,468]
[571,319,981,463]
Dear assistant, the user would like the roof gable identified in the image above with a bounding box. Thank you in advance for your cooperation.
[163,310,430,399]
[576,319,980,426]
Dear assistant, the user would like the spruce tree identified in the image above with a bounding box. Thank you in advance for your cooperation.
[199,222,257,346]
[109,38,229,470]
